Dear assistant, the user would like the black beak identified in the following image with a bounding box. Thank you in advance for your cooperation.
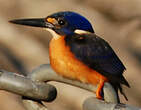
[9,18,54,28]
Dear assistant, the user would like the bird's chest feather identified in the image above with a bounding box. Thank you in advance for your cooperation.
[49,36,107,84]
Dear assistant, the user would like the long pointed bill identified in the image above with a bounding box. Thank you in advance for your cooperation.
[9,18,54,28]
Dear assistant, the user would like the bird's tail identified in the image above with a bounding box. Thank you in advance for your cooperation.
[111,77,130,103]
[120,75,130,88]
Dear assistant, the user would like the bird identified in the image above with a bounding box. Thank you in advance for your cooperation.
[9,11,130,102]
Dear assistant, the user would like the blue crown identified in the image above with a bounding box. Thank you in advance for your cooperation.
[50,11,94,33]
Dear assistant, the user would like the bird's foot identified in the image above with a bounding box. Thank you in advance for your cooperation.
[96,80,105,99]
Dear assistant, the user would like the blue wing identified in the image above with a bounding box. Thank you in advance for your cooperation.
[65,33,130,101]
[65,33,126,79]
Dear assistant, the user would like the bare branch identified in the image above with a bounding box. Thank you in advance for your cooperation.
[23,100,48,110]
[0,70,57,102]
[28,64,118,103]
[83,97,141,110]
[0,64,139,110]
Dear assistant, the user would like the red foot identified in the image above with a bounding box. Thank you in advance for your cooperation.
[96,80,105,99]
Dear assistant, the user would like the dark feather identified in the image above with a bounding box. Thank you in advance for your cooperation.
[65,33,130,101]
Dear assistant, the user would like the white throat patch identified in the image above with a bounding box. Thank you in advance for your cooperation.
[45,28,61,39]
[74,29,90,34]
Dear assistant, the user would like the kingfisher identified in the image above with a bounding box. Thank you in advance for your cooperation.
[10,11,130,102]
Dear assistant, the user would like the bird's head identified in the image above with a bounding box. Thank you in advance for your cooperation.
[10,11,94,38]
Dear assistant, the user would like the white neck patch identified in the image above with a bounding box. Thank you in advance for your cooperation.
[45,28,91,40]
[74,29,90,34]
[45,28,61,39]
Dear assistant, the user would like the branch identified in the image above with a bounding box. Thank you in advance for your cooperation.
[28,64,118,103]
[22,100,48,110]
[83,97,141,110]
[0,64,140,110]
[0,70,57,102]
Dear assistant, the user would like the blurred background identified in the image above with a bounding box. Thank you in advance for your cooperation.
[0,0,141,110]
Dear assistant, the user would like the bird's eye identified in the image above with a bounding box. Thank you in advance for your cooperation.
[58,19,65,25]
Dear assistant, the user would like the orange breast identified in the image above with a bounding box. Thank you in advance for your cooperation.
[49,36,108,85]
